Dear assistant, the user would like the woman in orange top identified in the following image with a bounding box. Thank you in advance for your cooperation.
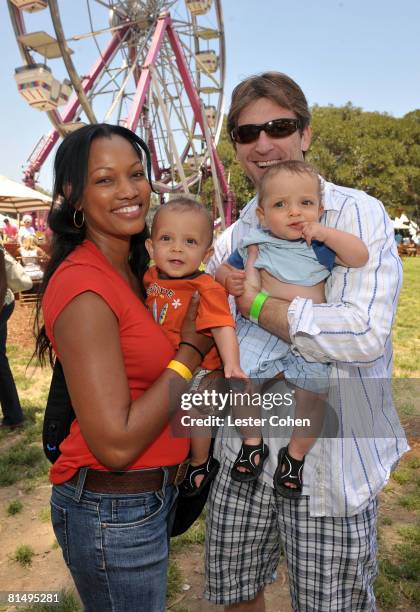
[35,124,211,612]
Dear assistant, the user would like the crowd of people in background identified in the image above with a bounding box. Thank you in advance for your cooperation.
[394,230,420,255]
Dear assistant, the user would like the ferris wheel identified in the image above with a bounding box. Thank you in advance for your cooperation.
[8,0,233,226]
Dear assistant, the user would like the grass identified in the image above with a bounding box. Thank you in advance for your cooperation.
[393,258,420,377]
[375,445,420,608]
[1,259,419,610]
[38,506,51,523]
[391,467,412,485]
[6,499,23,516]
[375,523,420,608]
[20,589,81,612]
[170,513,206,553]
[13,544,35,567]
[0,437,49,486]
[166,559,183,600]
[364,260,420,608]
[398,492,420,512]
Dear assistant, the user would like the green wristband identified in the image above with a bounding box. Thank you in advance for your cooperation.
[249,290,268,324]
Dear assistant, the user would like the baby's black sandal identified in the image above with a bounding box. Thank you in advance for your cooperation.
[179,455,220,498]
[230,441,269,483]
[273,446,305,499]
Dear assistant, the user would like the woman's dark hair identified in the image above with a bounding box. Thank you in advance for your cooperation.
[35,123,154,366]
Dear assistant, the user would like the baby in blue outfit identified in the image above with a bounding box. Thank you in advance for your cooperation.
[216,161,369,497]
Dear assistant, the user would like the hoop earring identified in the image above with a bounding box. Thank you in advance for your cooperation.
[73,209,85,229]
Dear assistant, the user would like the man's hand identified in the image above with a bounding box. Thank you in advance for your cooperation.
[236,244,261,318]
[301,221,328,246]
[224,364,248,380]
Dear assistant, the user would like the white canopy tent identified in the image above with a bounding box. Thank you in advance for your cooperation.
[0,213,18,225]
[0,175,51,215]
[393,213,419,236]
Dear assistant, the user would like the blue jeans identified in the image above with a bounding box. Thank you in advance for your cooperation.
[0,301,24,426]
[51,469,178,612]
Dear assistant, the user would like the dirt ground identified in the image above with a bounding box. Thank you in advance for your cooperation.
[0,305,418,612]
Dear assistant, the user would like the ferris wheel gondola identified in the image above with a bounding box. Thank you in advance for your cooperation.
[8,0,233,226]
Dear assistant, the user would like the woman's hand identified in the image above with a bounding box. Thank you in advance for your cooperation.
[180,292,214,357]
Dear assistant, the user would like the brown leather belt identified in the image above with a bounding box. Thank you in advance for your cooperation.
[67,460,190,494]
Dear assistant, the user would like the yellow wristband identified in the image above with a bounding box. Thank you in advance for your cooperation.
[167,360,193,381]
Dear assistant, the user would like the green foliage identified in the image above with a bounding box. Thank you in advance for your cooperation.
[13,544,35,567]
[205,107,420,222]
[308,104,420,220]
[6,499,23,516]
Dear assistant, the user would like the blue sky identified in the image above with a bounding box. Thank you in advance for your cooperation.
[0,0,419,190]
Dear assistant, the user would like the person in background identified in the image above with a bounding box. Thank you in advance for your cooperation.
[18,235,49,281]
[34,123,212,611]
[17,214,36,245]
[0,243,29,429]
[394,231,403,245]
[2,218,18,242]
[204,71,407,612]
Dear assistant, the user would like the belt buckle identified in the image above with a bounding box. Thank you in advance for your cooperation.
[174,459,190,486]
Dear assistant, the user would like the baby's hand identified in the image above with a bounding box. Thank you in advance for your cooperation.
[301,221,327,246]
[226,271,246,296]
[224,365,248,380]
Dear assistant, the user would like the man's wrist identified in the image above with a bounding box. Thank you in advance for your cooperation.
[249,290,269,324]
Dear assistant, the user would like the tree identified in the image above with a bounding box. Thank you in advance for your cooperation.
[308,104,420,220]
[198,105,420,223]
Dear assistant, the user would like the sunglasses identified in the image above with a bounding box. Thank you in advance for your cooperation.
[231,118,301,144]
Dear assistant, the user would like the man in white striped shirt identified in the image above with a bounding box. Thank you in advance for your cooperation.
[204,72,408,611]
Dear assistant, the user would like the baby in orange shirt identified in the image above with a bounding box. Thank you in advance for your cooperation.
[144,197,247,496]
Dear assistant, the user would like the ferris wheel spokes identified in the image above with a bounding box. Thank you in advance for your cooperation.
[150,71,189,191]
[10,0,231,223]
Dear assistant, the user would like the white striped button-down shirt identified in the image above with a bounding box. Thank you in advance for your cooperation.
[207,180,409,517]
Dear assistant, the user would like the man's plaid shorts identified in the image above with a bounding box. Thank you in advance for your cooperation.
[204,455,378,611]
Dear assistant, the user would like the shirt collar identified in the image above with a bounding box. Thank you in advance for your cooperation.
[239,195,258,225]
[320,178,344,211]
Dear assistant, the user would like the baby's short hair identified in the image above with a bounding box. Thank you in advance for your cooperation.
[151,196,214,246]
[258,160,323,208]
